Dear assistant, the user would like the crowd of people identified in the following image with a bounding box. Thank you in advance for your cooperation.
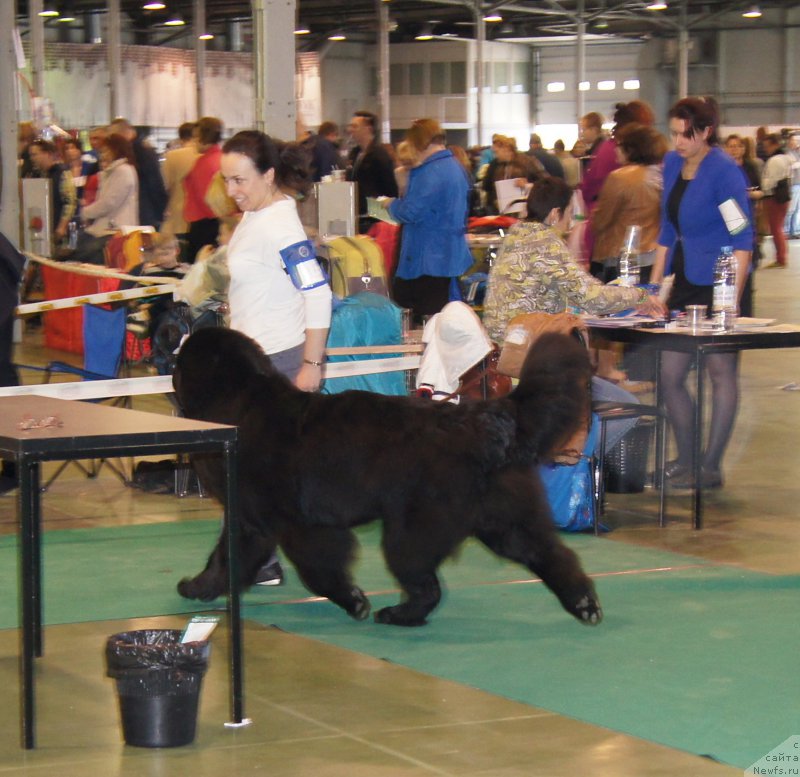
[12,100,800,502]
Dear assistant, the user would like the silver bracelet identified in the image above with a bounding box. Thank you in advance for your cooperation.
[303,358,324,367]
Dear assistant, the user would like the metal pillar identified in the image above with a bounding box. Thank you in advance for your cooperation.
[0,2,20,243]
[195,0,206,117]
[474,3,485,146]
[252,0,296,140]
[376,0,390,143]
[576,2,586,124]
[677,27,689,99]
[28,0,45,101]
[107,0,121,121]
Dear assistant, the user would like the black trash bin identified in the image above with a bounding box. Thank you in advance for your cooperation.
[106,629,210,748]
[603,419,654,494]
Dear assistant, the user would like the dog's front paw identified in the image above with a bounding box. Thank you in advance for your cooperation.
[374,605,427,627]
[347,588,371,621]
[177,573,226,602]
[571,593,603,625]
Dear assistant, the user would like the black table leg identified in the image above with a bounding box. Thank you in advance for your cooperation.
[693,351,705,530]
[223,440,244,726]
[31,463,42,658]
[18,457,36,749]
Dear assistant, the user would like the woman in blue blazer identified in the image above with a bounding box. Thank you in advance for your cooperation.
[388,119,473,323]
[651,97,753,490]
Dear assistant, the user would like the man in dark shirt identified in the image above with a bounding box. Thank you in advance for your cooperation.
[346,110,398,232]
[527,133,564,179]
[28,139,77,247]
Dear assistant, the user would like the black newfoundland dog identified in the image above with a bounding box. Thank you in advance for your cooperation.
[173,326,602,628]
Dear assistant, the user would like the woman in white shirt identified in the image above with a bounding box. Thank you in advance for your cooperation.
[221,130,332,391]
[220,131,333,586]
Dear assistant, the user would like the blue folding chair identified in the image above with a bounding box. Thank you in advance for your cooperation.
[40,304,130,490]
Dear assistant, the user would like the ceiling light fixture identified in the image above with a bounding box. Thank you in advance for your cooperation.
[142,2,166,9]
[415,23,434,40]
[57,3,76,22]
[742,4,762,18]
[164,12,185,26]
[646,1,668,10]
[328,29,346,41]
[294,22,311,35]
[198,32,214,40]
[38,3,60,17]
[483,12,503,23]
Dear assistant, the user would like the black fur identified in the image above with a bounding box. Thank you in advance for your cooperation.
[173,327,602,627]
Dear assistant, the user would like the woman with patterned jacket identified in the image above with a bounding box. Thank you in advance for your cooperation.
[483,177,665,453]
[483,177,663,342]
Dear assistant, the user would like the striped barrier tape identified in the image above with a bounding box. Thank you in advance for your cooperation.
[24,251,177,286]
[15,284,177,317]
[1,355,422,400]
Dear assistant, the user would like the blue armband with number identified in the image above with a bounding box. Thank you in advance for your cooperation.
[280,240,327,291]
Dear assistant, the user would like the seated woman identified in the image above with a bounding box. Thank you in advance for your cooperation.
[483,176,666,451]
[73,133,139,264]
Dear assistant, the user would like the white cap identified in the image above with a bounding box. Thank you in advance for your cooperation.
[416,302,493,399]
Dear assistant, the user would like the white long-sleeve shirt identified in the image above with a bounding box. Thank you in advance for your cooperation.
[227,197,332,355]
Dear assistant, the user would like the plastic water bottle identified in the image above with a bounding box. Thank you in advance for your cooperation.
[618,225,641,287]
[712,245,737,332]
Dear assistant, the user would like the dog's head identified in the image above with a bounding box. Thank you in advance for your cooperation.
[173,328,290,419]
[511,332,593,462]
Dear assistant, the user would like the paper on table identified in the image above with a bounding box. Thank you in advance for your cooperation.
[582,315,659,328]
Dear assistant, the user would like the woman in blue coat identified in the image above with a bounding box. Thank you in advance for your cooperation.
[651,97,753,490]
[388,119,473,323]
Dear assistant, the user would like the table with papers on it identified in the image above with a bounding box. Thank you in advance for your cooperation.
[585,317,800,529]
[0,395,244,749]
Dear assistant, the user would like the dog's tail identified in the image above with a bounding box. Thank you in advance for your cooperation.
[509,332,593,464]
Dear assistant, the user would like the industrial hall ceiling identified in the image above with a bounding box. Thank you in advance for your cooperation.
[14,1,800,51]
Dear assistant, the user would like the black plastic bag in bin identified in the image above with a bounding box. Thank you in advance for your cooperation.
[106,629,210,748]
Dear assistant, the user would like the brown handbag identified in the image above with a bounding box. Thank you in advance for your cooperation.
[454,346,512,400]
[496,312,588,379]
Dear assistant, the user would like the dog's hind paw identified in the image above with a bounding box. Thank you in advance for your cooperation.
[177,574,226,602]
[374,605,427,627]
[572,594,603,626]
[347,588,371,621]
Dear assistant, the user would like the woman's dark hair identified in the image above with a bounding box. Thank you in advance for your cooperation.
[63,137,82,153]
[669,96,720,146]
[615,123,667,166]
[222,130,312,196]
[526,177,572,224]
[103,133,135,166]
[30,139,57,156]
[197,116,223,146]
[612,100,655,132]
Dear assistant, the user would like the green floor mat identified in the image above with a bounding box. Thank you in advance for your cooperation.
[0,520,792,768]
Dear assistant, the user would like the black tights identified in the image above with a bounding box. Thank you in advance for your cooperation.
[660,350,740,473]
